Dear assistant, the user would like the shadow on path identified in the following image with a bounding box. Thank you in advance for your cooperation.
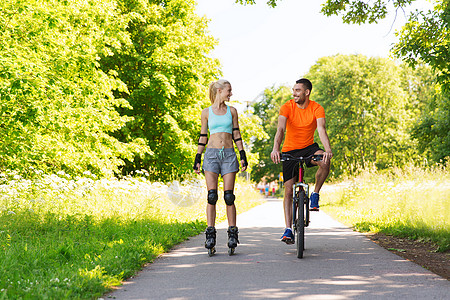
[107,200,448,300]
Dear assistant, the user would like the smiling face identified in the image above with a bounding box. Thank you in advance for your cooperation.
[217,83,232,102]
[292,83,310,105]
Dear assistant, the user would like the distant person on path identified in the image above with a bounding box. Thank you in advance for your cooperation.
[270,78,333,244]
[193,79,248,254]
[265,183,269,197]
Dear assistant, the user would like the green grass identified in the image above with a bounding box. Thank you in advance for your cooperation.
[319,164,450,252]
[0,171,263,299]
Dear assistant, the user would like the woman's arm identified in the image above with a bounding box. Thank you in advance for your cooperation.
[194,108,209,174]
[230,106,247,171]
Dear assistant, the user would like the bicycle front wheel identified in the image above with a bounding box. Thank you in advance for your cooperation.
[296,190,305,258]
[305,192,310,227]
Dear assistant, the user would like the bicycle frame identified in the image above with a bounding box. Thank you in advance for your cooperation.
[292,162,309,230]
[293,164,309,202]
[281,153,322,258]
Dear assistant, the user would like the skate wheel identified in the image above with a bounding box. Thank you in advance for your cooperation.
[208,247,216,257]
[228,248,235,256]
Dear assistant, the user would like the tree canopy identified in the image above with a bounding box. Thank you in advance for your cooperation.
[241,0,449,167]
[252,55,434,180]
[0,0,267,181]
[393,1,450,162]
[99,0,221,181]
[0,0,143,176]
[236,0,418,23]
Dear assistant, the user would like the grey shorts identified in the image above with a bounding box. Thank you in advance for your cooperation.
[203,147,239,176]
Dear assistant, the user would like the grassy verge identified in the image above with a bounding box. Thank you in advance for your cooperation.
[319,164,450,252]
[0,171,263,299]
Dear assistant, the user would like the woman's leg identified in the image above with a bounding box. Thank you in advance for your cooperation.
[205,171,219,227]
[222,172,237,226]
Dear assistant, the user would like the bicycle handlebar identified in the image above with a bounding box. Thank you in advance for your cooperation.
[280,153,323,163]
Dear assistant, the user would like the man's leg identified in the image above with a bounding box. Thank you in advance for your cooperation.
[281,178,295,244]
[311,150,330,194]
[283,178,295,228]
[309,151,331,210]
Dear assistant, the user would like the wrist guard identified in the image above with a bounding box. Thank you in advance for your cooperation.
[193,153,202,170]
[239,150,248,167]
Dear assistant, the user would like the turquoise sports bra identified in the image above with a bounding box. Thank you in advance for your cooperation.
[208,106,232,134]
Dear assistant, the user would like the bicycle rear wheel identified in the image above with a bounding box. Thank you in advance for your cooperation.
[296,190,305,258]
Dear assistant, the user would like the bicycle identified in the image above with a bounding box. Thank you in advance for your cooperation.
[281,153,323,259]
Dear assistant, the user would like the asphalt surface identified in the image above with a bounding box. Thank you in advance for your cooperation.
[106,198,449,300]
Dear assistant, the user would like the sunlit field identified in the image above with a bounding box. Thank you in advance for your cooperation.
[320,164,450,252]
[0,170,263,299]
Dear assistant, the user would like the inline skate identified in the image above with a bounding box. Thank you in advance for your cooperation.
[227,226,239,255]
[205,226,216,256]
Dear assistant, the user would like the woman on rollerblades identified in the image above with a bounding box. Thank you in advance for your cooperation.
[193,79,248,256]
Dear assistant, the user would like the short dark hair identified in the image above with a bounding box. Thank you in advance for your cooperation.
[295,78,312,92]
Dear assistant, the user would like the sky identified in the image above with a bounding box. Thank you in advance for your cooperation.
[195,0,434,107]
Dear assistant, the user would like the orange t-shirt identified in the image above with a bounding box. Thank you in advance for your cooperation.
[280,99,325,152]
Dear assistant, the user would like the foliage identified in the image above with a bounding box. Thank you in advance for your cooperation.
[251,54,434,180]
[306,54,434,177]
[0,0,145,177]
[235,0,416,23]
[99,0,221,182]
[320,163,450,252]
[235,0,279,8]
[393,1,450,163]
[238,0,449,168]
[318,0,450,164]
[0,170,263,298]
[0,0,224,181]
[320,0,415,24]
[234,106,270,175]
[251,85,292,183]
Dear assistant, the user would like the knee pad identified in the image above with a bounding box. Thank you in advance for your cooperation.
[224,190,235,206]
[207,189,218,205]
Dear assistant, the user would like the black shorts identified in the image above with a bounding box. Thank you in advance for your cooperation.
[282,143,323,183]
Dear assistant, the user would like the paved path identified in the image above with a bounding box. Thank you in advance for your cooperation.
[107,199,449,299]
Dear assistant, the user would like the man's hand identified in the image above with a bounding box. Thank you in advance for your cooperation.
[322,151,333,165]
[271,150,281,164]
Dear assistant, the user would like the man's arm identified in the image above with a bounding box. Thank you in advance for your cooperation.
[316,118,333,164]
[270,115,287,164]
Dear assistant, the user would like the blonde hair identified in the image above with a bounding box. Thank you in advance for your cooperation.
[209,79,230,104]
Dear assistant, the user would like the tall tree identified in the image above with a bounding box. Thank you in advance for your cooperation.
[393,1,450,162]
[237,0,449,164]
[100,0,221,181]
[251,85,291,183]
[0,0,141,176]
[306,54,432,176]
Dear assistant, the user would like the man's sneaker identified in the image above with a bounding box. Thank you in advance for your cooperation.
[310,192,320,211]
[281,228,294,244]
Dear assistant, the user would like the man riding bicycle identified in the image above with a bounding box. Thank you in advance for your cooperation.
[270,78,333,244]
